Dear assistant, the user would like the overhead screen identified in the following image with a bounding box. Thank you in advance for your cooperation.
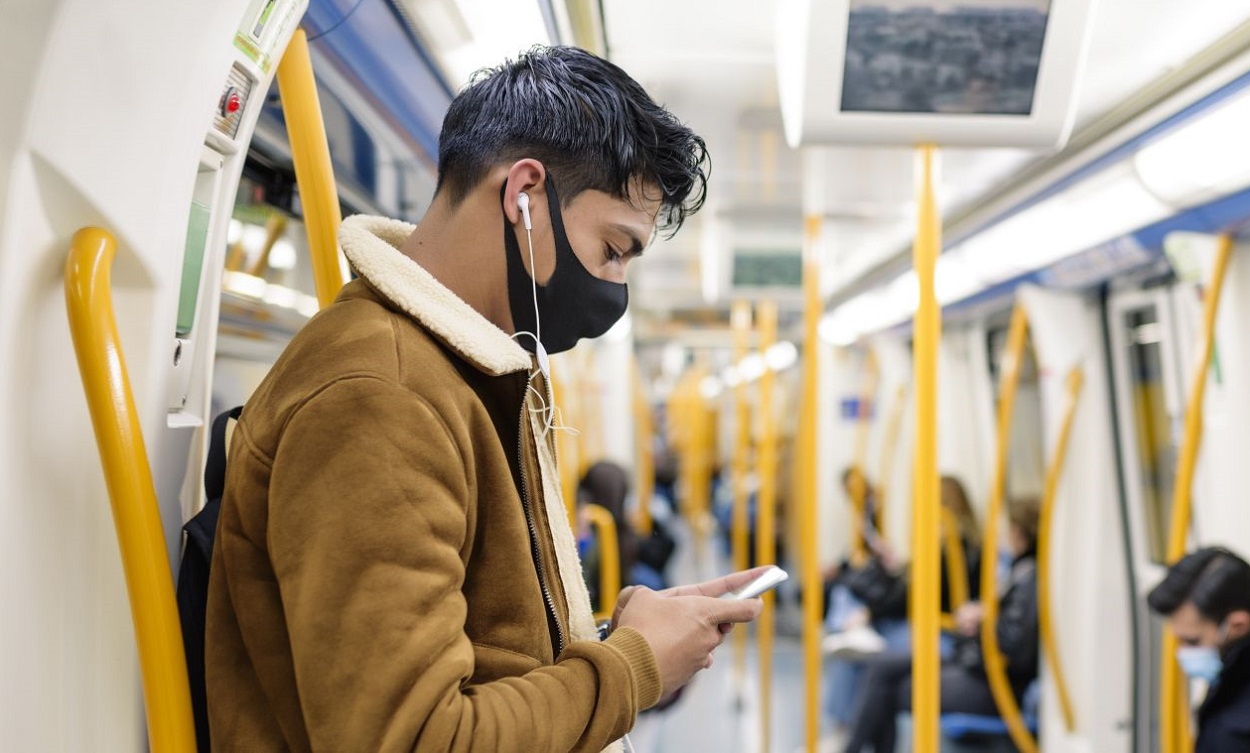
[778,0,1095,147]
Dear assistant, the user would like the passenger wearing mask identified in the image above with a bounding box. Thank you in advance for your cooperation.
[1147,546,1250,753]
[842,496,1040,753]
[206,46,763,752]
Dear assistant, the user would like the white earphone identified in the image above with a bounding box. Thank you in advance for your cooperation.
[517,192,532,230]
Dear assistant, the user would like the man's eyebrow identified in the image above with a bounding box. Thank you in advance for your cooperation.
[610,223,648,257]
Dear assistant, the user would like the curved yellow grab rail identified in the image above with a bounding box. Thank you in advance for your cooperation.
[64,228,197,753]
[756,299,780,753]
[631,361,655,536]
[277,28,345,309]
[730,300,754,685]
[980,303,1037,753]
[876,384,907,543]
[798,216,824,753]
[584,504,620,623]
[910,145,942,753]
[1161,233,1234,753]
[1040,366,1084,733]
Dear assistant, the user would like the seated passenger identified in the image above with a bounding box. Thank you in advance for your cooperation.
[578,460,671,608]
[841,496,1039,753]
[1147,546,1250,753]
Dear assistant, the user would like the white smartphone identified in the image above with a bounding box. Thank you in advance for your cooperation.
[720,565,789,600]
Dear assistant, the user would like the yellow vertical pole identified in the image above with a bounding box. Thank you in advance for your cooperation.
[551,367,579,531]
[980,303,1037,753]
[1040,367,1085,733]
[632,361,655,535]
[910,145,942,753]
[799,216,823,752]
[731,301,754,689]
[1161,233,1234,753]
[65,228,197,753]
[851,352,879,561]
[876,384,908,543]
[757,299,779,753]
[276,28,344,309]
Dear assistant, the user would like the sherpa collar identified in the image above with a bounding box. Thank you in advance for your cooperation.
[338,215,531,377]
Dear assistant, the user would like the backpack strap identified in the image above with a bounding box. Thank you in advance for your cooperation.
[204,405,242,501]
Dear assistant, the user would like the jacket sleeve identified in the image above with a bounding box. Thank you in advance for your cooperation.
[267,376,661,752]
[995,561,1039,676]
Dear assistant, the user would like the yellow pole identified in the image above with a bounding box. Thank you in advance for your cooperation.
[632,361,655,535]
[851,351,878,563]
[1040,366,1085,733]
[246,213,289,278]
[731,301,754,690]
[276,28,344,309]
[910,144,942,753]
[980,303,1037,753]
[941,507,969,616]
[64,228,197,753]
[876,384,907,543]
[1161,233,1234,753]
[551,367,579,530]
[584,504,620,623]
[757,299,780,753]
[799,216,823,752]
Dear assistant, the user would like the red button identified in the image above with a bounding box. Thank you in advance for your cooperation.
[227,92,241,114]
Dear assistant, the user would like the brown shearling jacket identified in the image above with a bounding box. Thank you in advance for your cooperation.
[205,216,660,752]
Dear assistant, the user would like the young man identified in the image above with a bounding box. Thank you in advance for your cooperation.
[1148,547,1250,753]
[206,46,762,752]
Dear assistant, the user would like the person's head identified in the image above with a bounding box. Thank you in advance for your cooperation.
[1147,547,1250,670]
[434,46,709,351]
[940,475,979,545]
[1004,496,1039,556]
[578,461,631,525]
[841,465,869,502]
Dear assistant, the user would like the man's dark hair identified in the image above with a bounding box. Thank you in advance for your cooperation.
[1147,546,1250,622]
[435,46,709,236]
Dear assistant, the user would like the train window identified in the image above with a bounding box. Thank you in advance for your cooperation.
[1122,307,1176,563]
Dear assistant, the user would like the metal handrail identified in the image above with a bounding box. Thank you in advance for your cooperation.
[583,504,620,624]
[1039,366,1085,732]
[876,383,907,543]
[798,217,823,753]
[909,144,943,753]
[276,28,345,308]
[64,227,197,752]
[756,299,780,753]
[850,350,879,564]
[730,300,753,688]
[631,361,655,536]
[979,302,1038,753]
[1161,233,1234,753]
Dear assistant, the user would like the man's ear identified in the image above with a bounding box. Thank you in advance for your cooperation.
[1227,609,1250,641]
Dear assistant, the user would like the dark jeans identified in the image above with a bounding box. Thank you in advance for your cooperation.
[843,655,999,753]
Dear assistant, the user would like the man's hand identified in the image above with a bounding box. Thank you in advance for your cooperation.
[954,601,985,636]
[612,568,768,695]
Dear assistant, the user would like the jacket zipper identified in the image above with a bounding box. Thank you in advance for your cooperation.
[516,373,567,655]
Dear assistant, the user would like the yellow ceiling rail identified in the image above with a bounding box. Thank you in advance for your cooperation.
[584,504,620,624]
[910,144,943,753]
[1040,366,1085,733]
[1161,232,1234,753]
[980,302,1038,753]
[64,227,197,753]
[730,301,754,688]
[276,28,345,309]
[876,383,907,543]
[756,299,780,753]
[798,216,823,753]
[631,360,655,536]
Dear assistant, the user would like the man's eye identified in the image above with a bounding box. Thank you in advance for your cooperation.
[603,245,623,263]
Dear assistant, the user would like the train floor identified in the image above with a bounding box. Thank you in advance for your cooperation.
[632,515,845,753]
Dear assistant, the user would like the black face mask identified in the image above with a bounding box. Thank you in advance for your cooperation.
[503,175,629,355]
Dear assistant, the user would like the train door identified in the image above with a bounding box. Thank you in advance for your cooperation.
[1106,286,1189,753]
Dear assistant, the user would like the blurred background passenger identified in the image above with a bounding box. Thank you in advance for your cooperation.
[841,496,1039,753]
[1148,546,1250,752]
[579,460,674,611]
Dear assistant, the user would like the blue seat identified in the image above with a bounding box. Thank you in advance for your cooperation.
[939,681,1041,742]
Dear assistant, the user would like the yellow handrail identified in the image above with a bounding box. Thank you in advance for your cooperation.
[1161,233,1234,753]
[876,384,907,543]
[64,227,197,753]
[756,299,780,753]
[798,216,823,752]
[1040,366,1084,733]
[980,302,1037,753]
[584,504,620,623]
[550,367,580,531]
[730,301,753,687]
[942,507,969,614]
[276,28,345,308]
[910,144,942,753]
[631,361,655,536]
[851,351,878,563]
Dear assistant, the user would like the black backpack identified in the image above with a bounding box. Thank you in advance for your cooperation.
[177,405,242,753]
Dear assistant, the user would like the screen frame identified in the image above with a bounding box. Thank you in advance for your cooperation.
[777,0,1099,148]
